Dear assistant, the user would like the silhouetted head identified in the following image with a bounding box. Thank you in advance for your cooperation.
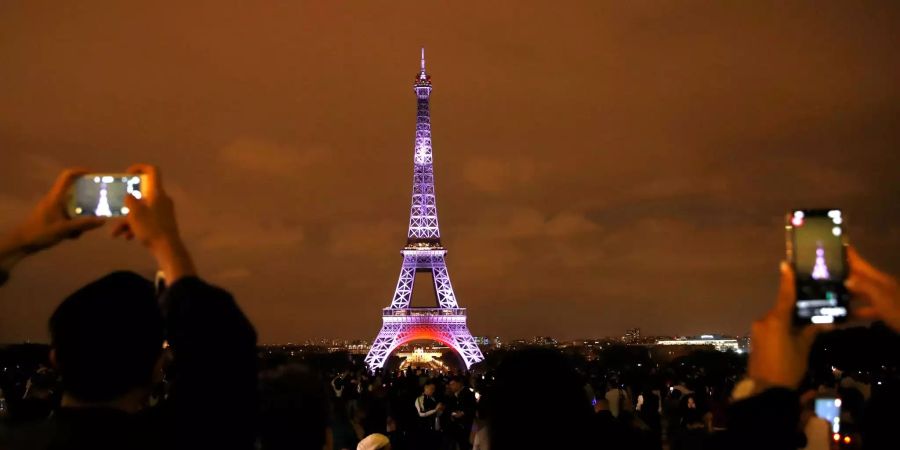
[449,376,464,394]
[488,348,593,449]
[642,391,660,414]
[49,271,163,404]
[669,388,683,400]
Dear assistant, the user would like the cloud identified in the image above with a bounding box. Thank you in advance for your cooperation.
[470,208,600,240]
[198,219,304,251]
[545,212,601,237]
[219,138,326,176]
[462,157,538,194]
[328,219,401,256]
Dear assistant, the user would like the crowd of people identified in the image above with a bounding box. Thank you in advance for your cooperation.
[0,166,898,450]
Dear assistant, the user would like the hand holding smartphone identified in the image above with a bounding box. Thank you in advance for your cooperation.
[66,174,146,218]
[814,396,842,436]
[786,209,850,325]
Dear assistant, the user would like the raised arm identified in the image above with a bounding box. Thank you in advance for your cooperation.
[721,262,827,450]
[113,164,258,449]
[0,168,105,286]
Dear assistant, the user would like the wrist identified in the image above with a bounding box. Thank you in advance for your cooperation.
[147,232,182,254]
[0,230,29,274]
[150,235,196,283]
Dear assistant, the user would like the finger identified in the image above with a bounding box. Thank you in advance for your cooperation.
[846,274,888,307]
[847,246,891,285]
[772,261,796,321]
[110,221,131,238]
[123,192,150,215]
[852,305,879,320]
[126,164,163,196]
[49,167,91,199]
[845,274,876,296]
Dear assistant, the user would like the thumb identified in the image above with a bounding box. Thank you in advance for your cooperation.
[124,192,148,216]
[772,261,796,321]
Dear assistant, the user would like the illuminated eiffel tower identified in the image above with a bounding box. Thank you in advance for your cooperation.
[94,183,112,217]
[365,50,484,370]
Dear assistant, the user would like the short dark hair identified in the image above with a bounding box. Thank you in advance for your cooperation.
[49,271,164,402]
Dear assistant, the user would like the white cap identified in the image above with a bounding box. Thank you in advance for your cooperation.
[357,433,391,450]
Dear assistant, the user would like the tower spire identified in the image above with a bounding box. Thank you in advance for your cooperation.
[409,48,437,244]
[416,48,431,87]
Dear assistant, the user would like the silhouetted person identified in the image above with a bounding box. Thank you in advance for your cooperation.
[0,166,258,450]
[592,398,626,450]
[637,390,662,443]
[446,376,475,450]
[487,348,594,449]
[663,388,683,441]
[258,364,329,450]
[331,398,365,450]
[413,380,443,450]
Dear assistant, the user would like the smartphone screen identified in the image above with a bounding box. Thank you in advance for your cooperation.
[814,397,841,434]
[787,209,849,324]
[68,174,143,217]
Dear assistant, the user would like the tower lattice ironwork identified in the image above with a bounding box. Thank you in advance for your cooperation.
[365,50,484,370]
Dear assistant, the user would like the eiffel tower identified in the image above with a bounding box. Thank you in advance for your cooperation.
[365,50,484,370]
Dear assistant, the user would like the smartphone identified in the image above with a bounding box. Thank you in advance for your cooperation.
[786,209,849,325]
[814,396,841,435]
[67,174,144,217]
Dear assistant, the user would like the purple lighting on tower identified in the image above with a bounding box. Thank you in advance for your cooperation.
[812,241,830,280]
[408,48,439,243]
[365,50,484,370]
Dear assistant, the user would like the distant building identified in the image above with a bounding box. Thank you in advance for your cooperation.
[509,339,529,349]
[347,340,370,355]
[623,328,641,344]
[738,336,751,353]
[531,336,558,347]
[655,335,740,352]
[396,347,448,372]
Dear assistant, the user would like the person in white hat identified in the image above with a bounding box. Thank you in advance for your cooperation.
[357,432,391,450]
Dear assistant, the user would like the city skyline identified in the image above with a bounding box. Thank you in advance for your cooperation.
[1,2,899,343]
